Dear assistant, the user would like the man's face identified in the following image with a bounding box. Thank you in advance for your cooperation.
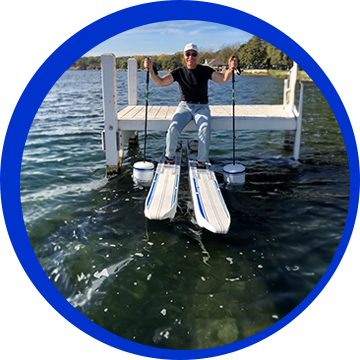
[184,50,199,69]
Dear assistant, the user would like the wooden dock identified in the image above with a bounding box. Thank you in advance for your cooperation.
[101,53,303,176]
[117,105,296,131]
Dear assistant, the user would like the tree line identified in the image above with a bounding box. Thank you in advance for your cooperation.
[70,36,293,71]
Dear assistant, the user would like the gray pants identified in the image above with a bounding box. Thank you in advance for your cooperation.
[165,104,211,162]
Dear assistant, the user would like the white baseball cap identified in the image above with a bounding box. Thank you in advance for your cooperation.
[184,43,199,52]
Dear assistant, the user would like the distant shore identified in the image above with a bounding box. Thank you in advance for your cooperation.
[68,67,312,82]
[241,69,312,81]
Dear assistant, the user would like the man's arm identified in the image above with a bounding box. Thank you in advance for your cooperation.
[211,57,237,84]
[144,57,175,87]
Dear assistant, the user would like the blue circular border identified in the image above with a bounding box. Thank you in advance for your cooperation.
[1,0,359,359]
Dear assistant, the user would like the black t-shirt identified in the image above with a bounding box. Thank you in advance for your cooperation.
[171,65,215,103]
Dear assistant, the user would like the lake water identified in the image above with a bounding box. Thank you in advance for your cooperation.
[20,70,349,349]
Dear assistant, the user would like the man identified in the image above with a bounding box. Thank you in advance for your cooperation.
[144,43,237,167]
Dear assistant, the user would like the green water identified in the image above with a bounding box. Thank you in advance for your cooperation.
[20,70,349,349]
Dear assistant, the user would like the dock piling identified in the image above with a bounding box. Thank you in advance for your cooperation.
[283,63,300,148]
[101,53,119,176]
[293,82,304,160]
[127,58,139,146]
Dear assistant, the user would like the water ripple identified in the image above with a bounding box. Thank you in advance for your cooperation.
[21,71,349,349]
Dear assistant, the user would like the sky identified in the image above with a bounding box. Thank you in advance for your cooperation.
[84,20,253,57]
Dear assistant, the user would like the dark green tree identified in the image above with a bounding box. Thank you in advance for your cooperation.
[198,51,214,66]
[218,43,241,64]
[265,43,293,67]
[158,54,171,70]
[239,36,267,67]
[118,57,129,70]
[169,51,184,70]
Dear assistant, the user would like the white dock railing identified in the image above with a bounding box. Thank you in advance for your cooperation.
[101,54,304,176]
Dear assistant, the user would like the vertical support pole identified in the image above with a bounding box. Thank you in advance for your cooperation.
[284,63,298,145]
[283,79,293,144]
[128,58,138,105]
[293,82,304,160]
[123,58,139,146]
[283,78,289,107]
[101,53,119,176]
[288,62,298,112]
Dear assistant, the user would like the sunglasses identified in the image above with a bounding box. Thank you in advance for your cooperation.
[185,52,198,57]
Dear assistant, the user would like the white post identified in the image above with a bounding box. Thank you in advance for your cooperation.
[101,53,119,175]
[283,78,289,107]
[121,58,138,147]
[128,58,138,105]
[283,78,293,144]
[284,63,298,144]
[293,82,304,160]
[288,62,298,112]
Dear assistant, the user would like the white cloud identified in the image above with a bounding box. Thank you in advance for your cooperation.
[123,20,205,35]
[84,21,254,57]
[189,25,219,36]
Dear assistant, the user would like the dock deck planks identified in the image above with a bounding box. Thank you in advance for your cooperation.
[117,104,296,131]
